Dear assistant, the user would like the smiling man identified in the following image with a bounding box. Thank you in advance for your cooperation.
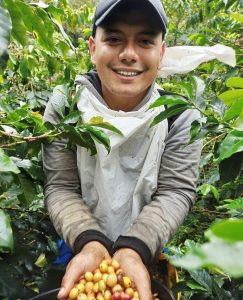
[42,0,202,299]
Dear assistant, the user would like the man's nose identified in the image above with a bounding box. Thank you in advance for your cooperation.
[119,42,139,63]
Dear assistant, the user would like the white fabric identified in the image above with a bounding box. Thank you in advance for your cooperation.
[159,44,236,78]
[76,87,167,241]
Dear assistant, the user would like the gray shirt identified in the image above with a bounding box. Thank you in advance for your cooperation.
[42,72,202,262]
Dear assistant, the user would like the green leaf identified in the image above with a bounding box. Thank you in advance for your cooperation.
[83,125,111,153]
[0,209,14,253]
[0,5,12,69]
[205,219,243,243]
[189,269,213,293]
[89,117,124,136]
[222,98,243,122]
[224,198,243,210]
[150,104,190,127]
[17,173,37,206]
[216,130,243,163]
[16,1,54,51]
[231,12,243,24]
[180,82,194,99]
[218,89,243,105]
[148,94,187,110]
[0,149,20,174]
[171,240,243,278]
[49,84,68,118]
[61,111,82,124]
[190,120,201,143]
[186,281,207,292]
[4,0,26,45]
[34,253,47,268]
[219,152,243,183]
[19,57,29,79]
[226,77,243,89]
[61,124,97,155]
[198,183,219,200]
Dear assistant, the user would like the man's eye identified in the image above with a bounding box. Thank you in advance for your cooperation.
[141,39,152,45]
[106,37,121,43]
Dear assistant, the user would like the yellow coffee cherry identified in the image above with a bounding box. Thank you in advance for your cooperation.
[93,282,99,293]
[76,282,85,293]
[104,289,112,300]
[69,287,79,299]
[98,279,106,292]
[133,291,139,298]
[107,266,115,274]
[93,271,102,283]
[106,273,118,288]
[85,281,94,294]
[96,292,105,300]
[84,271,94,282]
[102,273,109,283]
[123,276,132,288]
[77,293,88,300]
[111,259,120,270]
[99,262,108,273]
[125,287,135,297]
[112,283,123,293]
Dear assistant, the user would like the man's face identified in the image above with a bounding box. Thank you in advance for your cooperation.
[89,8,165,111]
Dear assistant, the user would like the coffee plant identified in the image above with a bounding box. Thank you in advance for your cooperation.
[0,0,242,299]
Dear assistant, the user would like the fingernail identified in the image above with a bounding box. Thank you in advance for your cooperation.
[57,287,65,298]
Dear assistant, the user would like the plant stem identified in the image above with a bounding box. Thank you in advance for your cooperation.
[203,132,227,149]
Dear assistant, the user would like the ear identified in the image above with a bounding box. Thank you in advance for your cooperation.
[89,36,96,64]
[159,41,166,68]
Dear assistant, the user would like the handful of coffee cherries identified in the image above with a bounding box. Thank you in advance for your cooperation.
[68,259,160,300]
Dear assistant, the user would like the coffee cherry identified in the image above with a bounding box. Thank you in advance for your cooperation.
[112,260,120,270]
[121,292,132,300]
[112,292,121,300]
[85,282,94,294]
[93,282,99,293]
[84,272,94,282]
[123,277,132,288]
[100,262,108,273]
[76,282,85,293]
[98,279,106,292]
[69,287,79,299]
[125,288,134,297]
[77,294,88,300]
[106,274,118,287]
[93,271,102,283]
[112,284,123,293]
[104,289,112,300]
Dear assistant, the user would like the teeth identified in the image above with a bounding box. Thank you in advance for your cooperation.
[116,70,139,77]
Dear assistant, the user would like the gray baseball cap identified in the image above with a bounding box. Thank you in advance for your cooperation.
[92,0,168,37]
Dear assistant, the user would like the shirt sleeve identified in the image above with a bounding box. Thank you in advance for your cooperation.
[42,101,113,254]
[113,109,202,263]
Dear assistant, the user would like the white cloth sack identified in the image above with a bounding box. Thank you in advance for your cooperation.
[76,87,167,241]
[159,44,236,78]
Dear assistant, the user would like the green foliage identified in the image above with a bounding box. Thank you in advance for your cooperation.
[0,0,242,299]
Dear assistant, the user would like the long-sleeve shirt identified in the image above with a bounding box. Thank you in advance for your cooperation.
[42,71,202,264]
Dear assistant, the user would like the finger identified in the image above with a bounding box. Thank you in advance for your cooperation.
[57,259,84,299]
[134,276,153,300]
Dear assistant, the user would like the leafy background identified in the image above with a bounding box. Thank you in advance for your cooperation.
[0,0,242,299]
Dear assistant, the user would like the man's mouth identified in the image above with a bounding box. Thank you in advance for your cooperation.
[113,69,142,77]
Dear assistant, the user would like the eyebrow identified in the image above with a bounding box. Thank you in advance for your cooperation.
[103,28,160,37]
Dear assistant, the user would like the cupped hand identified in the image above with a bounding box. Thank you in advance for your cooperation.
[57,241,111,299]
[113,248,153,300]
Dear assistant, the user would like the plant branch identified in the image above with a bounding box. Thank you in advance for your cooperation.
[203,132,227,149]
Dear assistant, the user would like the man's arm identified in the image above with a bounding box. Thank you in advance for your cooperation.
[42,101,113,253]
[113,109,202,264]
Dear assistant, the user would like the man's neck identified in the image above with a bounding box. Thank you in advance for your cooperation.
[101,88,151,112]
